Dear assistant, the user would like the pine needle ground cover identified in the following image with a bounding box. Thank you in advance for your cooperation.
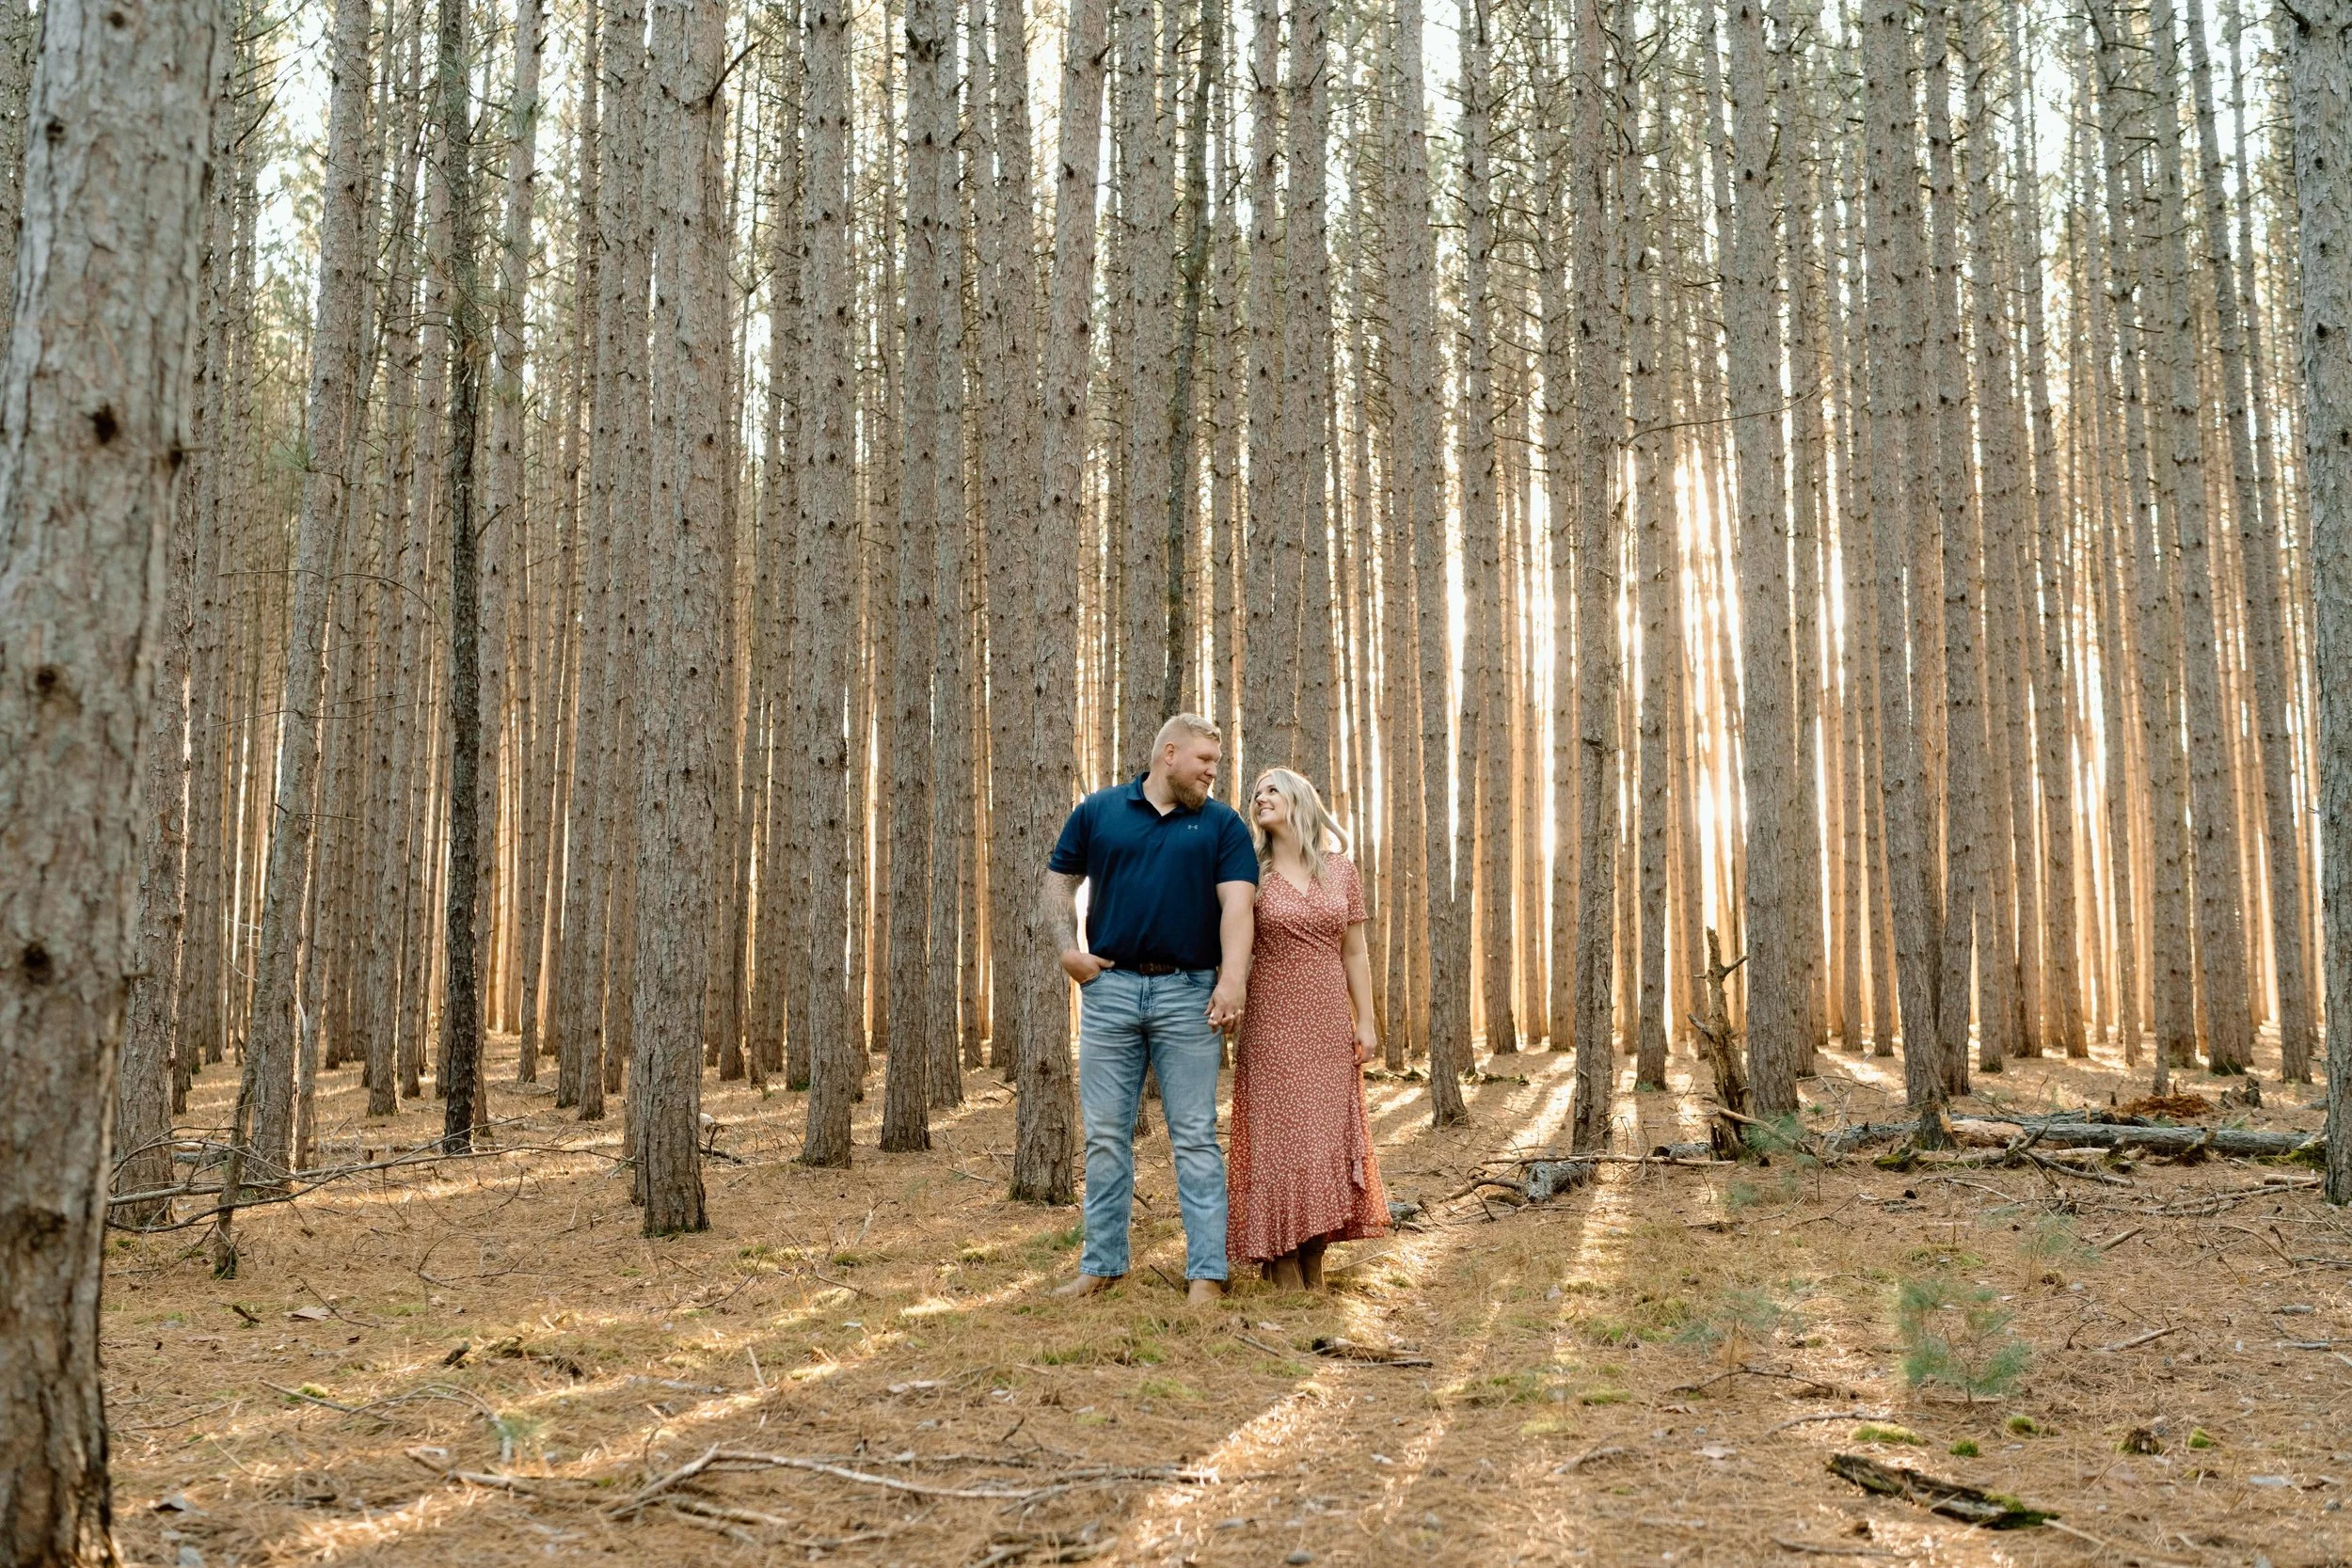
[104,1040,2346,1567]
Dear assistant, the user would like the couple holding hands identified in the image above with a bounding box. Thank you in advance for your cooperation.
[1043,713,1389,1306]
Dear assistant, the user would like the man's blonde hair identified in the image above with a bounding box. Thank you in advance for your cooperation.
[1152,713,1223,756]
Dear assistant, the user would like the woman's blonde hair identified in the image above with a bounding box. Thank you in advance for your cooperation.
[1249,768,1348,885]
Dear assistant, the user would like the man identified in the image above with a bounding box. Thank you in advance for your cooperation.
[1043,714,1257,1305]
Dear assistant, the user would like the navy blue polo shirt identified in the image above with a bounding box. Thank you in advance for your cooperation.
[1047,775,1260,970]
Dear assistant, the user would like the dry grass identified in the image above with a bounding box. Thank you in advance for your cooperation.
[104,1032,2350,1567]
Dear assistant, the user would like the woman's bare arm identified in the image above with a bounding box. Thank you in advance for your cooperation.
[1343,922,1377,1062]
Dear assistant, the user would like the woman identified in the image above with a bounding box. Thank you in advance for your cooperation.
[1227,768,1389,1291]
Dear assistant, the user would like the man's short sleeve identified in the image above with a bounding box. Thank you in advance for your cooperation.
[1215,807,1260,885]
[1047,799,1090,875]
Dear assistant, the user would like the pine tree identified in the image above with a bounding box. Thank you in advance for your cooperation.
[2283,0,2352,1204]
[0,0,224,1549]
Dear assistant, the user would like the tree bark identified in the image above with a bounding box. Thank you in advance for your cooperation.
[2283,0,2352,1204]
[435,0,486,1153]
[1392,0,1464,1123]
[1724,0,1801,1113]
[1861,0,1947,1133]
[1567,0,1621,1152]
[628,0,729,1230]
[0,0,222,1553]
[1241,0,1289,774]
[241,0,377,1180]
[0,0,35,360]
[2145,0,2254,1075]
[2185,0,2305,1079]
[798,0,859,1167]
[882,0,957,1153]
[1459,0,1510,1059]
[1012,0,1110,1202]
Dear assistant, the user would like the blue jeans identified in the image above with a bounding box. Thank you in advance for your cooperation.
[1077,967,1229,1282]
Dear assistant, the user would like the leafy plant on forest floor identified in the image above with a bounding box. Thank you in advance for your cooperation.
[2013,1213,2099,1284]
[1741,1112,1827,1201]
[1678,1284,1808,1368]
[1895,1275,2030,1402]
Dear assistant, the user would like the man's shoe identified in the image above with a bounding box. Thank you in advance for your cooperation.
[1052,1274,1122,1299]
[1186,1278,1226,1307]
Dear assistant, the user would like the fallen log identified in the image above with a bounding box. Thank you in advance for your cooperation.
[1822,1117,2318,1160]
[1826,1452,2056,1529]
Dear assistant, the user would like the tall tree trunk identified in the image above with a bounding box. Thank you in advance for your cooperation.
[1392,0,1464,1123]
[1567,0,1622,1151]
[628,0,728,1229]
[2091,0,2195,1077]
[1724,0,1801,1113]
[553,0,605,1110]
[1284,0,1335,784]
[490,0,545,1074]
[977,0,1038,1077]
[1460,0,1511,1059]
[1012,0,1110,1201]
[242,0,377,1180]
[2146,0,2255,1074]
[882,0,957,1153]
[798,0,859,1166]
[436,0,485,1152]
[1631,157,1672,1089]
[2006,0,2085,1062]
[2187,0,2307,1080]
[1164,0,1216,721]
[1922,0,1979,1099]
[2284,0,2352,1204]
[926,0,976,1106]
[0,0,222,1551]
[1862,0,1947,1133]
[118,443,198,1221]
[1115,0,1176,750]
[1241,0,1288,774]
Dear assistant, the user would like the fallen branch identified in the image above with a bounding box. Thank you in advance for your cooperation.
[1310,1337,1434,1368]
[1766,1410,1895,1435]
[1826,1452,2056,1528]
[2092,1324,2177,1354]
[1826,1117,2319,1160]
[106,1138,623,1230]
[1771,1540,1913,1560]
[2023,1150,2133,1188]
[1669,1364,1843,1399]
[608,1447,1217,1518]
[1557,1445,1631,1473]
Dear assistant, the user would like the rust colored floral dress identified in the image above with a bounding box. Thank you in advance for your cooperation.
[1227,851,1390,1264]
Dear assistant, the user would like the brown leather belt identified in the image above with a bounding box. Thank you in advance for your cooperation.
[1129,960,1182,976]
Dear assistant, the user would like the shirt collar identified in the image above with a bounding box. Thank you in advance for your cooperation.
[1125,772,1200,817]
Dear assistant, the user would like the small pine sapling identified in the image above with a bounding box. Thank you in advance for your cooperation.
[2014,1213,2099,1285]
[1894,1275,2030,1402]
[1681,1285,1806,1369]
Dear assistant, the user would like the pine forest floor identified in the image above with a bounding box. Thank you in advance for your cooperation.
[104,1029,2348,1568]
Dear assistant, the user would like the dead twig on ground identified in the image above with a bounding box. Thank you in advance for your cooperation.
[1765,1410,1894,1434]
[1669,1365,1842,1399]
[1826,1452,2056,1528]
[1310,1336,1434,1368]
[607,1447,1217,1518]
[1771,1540,1913,1560]
[1556,1445,1632,1473]
[2093,1324,2177,1354]
[2024,1149,2132,1188]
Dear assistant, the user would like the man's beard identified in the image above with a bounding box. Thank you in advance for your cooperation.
[1170,776,1210,810]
